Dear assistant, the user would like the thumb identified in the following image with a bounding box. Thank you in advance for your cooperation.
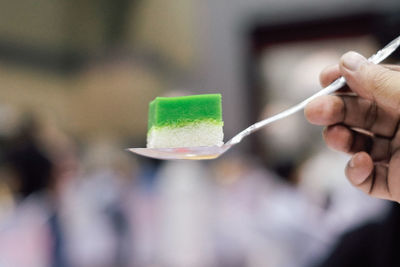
[339,51,400,111]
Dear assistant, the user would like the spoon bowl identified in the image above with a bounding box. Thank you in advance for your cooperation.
[127,145,231,160]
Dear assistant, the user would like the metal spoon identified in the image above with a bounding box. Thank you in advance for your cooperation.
[128,35,400,160]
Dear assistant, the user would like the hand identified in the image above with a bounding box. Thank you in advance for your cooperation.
[305,51,400,202]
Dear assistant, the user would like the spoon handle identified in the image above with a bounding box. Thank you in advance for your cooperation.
[227,35,400,146]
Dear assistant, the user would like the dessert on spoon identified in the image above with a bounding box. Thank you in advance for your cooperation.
[128,35,400,160]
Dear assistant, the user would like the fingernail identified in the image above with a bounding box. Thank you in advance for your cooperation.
[342,51,367,71]
[349,157,356,168]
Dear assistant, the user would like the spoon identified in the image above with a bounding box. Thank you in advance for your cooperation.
[128,35,400,160]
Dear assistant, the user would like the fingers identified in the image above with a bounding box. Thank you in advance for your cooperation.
[388,150,400,202]
[345,152,374,186]
[333,133,400,202]
[339,51,400,111]
[346,153,391,200]
[305,95,400,137]
[320,64,341,87]
[319,64,351,93]
[312,54,400,202]
[381,64,400,72]
[305,95,343,125]
[323,125,391,162]
[345,150,400,201]
[319,63,400,87]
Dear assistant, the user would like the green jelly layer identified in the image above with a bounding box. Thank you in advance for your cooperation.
[148,94,223,130]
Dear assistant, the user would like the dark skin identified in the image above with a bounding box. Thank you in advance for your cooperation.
[305,51,400,202]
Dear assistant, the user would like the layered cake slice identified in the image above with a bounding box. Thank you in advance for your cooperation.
[147,94,224,148]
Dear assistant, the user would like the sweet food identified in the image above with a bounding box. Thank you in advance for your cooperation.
[147,94,223,148]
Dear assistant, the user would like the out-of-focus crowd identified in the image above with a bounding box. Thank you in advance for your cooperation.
[0,106,389,267]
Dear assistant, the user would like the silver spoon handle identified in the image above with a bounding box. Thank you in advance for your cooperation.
[227,35,400,146]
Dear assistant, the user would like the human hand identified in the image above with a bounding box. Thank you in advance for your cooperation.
[305,51,400,202]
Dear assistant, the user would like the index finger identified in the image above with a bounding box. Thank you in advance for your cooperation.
[305,95,400,138]
[320,64,351,93]
[320,64,400,92]
[382,64,400,72]
[320,64,341,87]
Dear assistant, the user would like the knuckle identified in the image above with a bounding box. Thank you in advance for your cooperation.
[321,96,342,122]
[361,65,400,110]
[364,100,378,131]
[320,65,338,86]
[368,67,392,93]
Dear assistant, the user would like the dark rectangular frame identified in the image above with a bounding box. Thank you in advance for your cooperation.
[244,10,400,162]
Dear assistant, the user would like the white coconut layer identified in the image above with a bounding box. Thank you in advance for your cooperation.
[147,122,223,148]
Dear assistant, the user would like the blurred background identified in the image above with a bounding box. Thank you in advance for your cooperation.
[0,0,400,266]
